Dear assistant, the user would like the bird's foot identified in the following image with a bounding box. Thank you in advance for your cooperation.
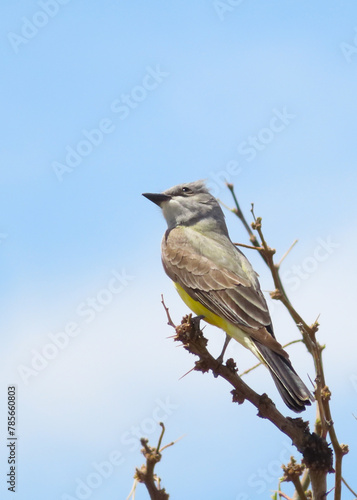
[213,334,232,377]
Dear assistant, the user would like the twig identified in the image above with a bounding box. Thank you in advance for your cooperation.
[240,340,303,377]
[126,480,138,500]
[156,422,165,452]
[291,477,308,499]
[225,183,265,256]
[275,492,293,500]
[277,239,298,268]
[342,476,357,497]
[160,438,181,452]
[239,360,262,377]
[233,242,264,251]
[282,457,308,500]
[292,469,311,500]
[161,294,176,328]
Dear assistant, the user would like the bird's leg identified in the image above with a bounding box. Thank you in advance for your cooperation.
[191,314,204,328]
[216,334,231,365]
[190,315,205,340]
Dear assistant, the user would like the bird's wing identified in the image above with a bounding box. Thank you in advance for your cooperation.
[162,226,287,357]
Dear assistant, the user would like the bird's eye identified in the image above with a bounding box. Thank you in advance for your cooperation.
[181,186,192,194]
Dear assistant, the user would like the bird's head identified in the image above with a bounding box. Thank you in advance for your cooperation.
[143,180,226,231]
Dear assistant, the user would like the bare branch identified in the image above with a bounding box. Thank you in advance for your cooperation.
[131,422,171,500]
[226,182,347,500]
[161,308,333,483]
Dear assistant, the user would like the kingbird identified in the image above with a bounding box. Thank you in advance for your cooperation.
[143,180,313,412]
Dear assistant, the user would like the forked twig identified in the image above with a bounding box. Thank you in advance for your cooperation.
[128,422,171,500]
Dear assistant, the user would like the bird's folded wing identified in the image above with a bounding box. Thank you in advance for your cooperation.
[162,228,288,357]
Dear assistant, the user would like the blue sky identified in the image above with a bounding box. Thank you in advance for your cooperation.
[1,1,357,499]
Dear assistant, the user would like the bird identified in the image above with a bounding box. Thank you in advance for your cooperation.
[142,180,314,412]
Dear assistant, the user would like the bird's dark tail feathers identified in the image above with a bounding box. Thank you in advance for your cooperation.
[253,342,314,413]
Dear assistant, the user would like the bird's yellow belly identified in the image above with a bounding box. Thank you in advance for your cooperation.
[173,282,260,356]
[174,283,228,330]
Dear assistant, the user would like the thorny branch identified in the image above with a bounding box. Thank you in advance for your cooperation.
[161,302,333,498]
[226,182,348,500]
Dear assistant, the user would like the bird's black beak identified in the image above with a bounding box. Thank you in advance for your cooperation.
[142,192,171,207]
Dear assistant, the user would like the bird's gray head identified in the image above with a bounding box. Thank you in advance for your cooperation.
[142,180,228,232]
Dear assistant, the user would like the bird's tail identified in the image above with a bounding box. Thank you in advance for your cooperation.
[253,341,314,413]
